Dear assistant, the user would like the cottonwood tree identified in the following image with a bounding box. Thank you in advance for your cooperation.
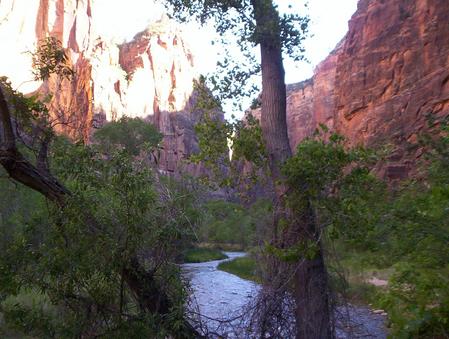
[165,1,332,338]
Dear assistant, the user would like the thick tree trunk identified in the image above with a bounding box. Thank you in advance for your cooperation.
[251,2,332,338]
[252,1,291,178]
[294,201,332,339]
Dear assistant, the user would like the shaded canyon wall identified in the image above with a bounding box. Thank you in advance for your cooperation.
[281,0,449,180]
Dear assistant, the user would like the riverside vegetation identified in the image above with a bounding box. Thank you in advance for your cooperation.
[1,113,447,337]
[0,37,202,336]
[192,121,449,338]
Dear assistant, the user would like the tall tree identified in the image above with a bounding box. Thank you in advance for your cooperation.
[165,1,332,338]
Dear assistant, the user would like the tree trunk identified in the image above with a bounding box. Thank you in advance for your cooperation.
[251,1,332,338]
[294,200,332,339]
[252,0,291,179]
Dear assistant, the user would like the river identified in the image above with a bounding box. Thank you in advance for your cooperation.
[182,252,387,338]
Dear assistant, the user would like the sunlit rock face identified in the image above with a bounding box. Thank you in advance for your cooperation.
[92,17,202,174]
[0,0,42,93]
[285,0,449,180]
[285,42,342,151]
[0,0,94,141]
[0,1,209,174]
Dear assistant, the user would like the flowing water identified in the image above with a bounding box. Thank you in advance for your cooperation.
[182,252,259,336]
[183,252,387,338]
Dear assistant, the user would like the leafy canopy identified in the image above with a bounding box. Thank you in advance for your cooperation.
[164,0,309,107]
[30,37,74,81]
[93,116,162,156]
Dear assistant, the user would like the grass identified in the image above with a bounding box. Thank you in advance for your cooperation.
[197,242,245,251]
[183,248,228,263]
[218,256,259,282]
[329,245,393,307]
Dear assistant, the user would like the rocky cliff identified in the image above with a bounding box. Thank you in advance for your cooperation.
[0,0,209,175]
[3,0,449,179]
[282,0,449,180]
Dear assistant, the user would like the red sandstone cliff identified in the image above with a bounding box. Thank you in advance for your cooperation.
[282,0,449,179]
[0,0,95,141]
[0,0,210,175]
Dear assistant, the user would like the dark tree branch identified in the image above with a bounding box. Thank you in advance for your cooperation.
[36,133,51,175]
[0,84,16,150]
[0,85,69,204]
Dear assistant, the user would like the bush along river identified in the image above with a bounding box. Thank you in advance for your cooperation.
[182,252,387,338]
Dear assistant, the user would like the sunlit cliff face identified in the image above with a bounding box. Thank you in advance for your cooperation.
[0,0,198,122]
[94,16,198,121]
[0,0,44,93]
[0,0,208,175]
[248,0,449,181]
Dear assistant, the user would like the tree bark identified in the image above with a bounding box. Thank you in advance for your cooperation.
[294,201,332,339]
[251,1,332,338]
[252,0,291,180]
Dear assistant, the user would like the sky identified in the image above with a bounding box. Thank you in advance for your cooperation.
[94,0,359,85]
[283,0,359,83]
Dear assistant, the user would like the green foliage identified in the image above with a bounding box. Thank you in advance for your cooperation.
[279,123,449,336]
[0,134,198,337]
[182,248,228,263]
[190,114,230,171]
[381,263,449,338]
[291,125,449,337]
[30,37,74,81]
[232,114,267,168]
[0,77,54,146]
[192,89,448,337]
[1,290,59,337]
[327,243,392,306]
[164,0,308,61]
[250,96,261,110]
[265,239,319,263]
[190,107,269,189]
[217,256,258,282]
[280,128,449,336]
[193,76,223,112]
[93,116,162,156]
[283,131,376,200]
[266,131,381,261]
[198,199,271,249]
[0,37,199,338]
[199,200,250,246]
[374,135,449,337]
[188,78,232,184]
[0,166,48,261]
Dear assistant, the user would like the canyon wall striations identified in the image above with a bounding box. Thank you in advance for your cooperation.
[0,0,209,175]
[282,0,449,179]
